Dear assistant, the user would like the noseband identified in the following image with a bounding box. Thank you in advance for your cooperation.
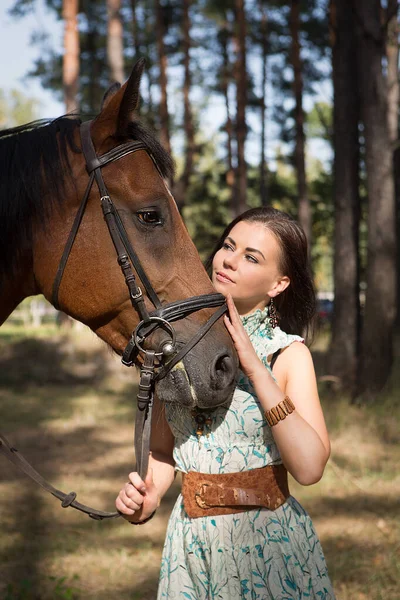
[0,120,229,522]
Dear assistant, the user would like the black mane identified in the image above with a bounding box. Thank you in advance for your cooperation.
[0,116,174,288]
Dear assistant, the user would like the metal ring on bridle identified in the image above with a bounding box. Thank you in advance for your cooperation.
[133,316,176,357]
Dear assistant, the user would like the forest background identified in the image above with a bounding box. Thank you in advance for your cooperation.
[1,0,399,399]
[0,1,399,599]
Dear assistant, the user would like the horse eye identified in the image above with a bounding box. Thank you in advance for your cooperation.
[136,210,162,225]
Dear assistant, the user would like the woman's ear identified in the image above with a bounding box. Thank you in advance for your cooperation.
[268,276,290,298]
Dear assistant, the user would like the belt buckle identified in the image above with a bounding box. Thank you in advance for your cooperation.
[195,482,211,509]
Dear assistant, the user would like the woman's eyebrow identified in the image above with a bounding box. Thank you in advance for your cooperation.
[226,236,265,260]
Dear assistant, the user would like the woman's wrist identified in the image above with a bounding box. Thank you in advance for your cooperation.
[127,492,161,525]
[249,364,287,410]
[128,510,157,525]
[247,360,270,384]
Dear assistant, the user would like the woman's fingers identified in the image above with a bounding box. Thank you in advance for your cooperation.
[226,294,240,323]
[128,471,146,492]
[115,471,147,515]
[125,482,145,505]
[115,494,135,515]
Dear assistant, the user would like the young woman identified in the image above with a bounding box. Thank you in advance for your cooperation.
[116,207,335,599]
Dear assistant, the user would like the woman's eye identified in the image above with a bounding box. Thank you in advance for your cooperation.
[222,242,233,251]
[246,255,258,263]
[136,210,162,225]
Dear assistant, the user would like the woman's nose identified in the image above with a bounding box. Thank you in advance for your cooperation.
[223,252,238,269]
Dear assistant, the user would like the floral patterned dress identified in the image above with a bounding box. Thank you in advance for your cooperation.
[157,307,335,600]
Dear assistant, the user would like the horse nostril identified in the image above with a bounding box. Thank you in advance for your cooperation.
[211,352,236,390]
[216,355,231,373]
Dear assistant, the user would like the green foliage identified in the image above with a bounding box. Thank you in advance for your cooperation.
[6,0,341,297]
[183,138,232,260]
[310,164,334,291]
[306,101,333,143]
[0,89,40,129]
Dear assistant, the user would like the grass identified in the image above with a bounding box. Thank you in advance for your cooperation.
[0,323,399,599]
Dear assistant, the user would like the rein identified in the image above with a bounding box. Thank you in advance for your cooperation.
[0,120,228,521]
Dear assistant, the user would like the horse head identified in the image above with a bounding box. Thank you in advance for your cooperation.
[26,60,238,409]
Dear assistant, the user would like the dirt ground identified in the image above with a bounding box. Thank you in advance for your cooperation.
[0,324,399,600]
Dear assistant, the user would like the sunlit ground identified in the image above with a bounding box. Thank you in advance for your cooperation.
[0,322,399,600]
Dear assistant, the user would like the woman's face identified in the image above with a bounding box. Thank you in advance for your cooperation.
[212,221,290,316]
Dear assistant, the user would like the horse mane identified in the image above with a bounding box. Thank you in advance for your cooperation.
[0,116,174,288]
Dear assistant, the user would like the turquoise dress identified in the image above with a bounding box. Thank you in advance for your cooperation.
[158,308,335,599]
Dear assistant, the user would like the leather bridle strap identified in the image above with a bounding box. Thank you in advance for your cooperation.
[80,120,161,313]
[2,119,231,522]
[155,304,227,381]
[0,431,119,520]
[52,172,95,310]
[121,293,227,367]
[52,121,160,314]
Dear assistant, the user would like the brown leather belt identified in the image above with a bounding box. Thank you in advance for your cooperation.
[181,464,289,518]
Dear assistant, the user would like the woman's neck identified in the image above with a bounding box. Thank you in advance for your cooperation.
[236,300,268,317]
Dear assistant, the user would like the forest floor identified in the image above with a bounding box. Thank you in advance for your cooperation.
[0,323,399,600]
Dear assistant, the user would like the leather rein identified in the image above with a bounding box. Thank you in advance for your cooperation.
[0,120,228,521]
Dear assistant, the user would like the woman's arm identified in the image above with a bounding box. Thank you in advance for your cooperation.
[224,295,330,486]
[115,395,176,522]
[252,341,330,485]
[147,395,176,499]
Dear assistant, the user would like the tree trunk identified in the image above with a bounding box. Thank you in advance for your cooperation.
[130,0,142,116]
[259,0,268,206]
[175,0,195,211]
[386,1,400,330]
[107,0,125,83]
[144,5,155,127]
[328,0,361,392]
[219,23,235,206]
[155,0,172,155]
[355,0,397,398]
[62,0,80,113]
[131,0,141,59]
[84,0,100,114]
[289,0,311,246]
[233,0,248,216]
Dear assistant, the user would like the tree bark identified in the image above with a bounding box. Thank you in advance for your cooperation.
[259,0,269,206]
[355,0,397,397]
[386,1,400,330]
[233,0,248,216]
[219,22,235,204]
[143,4,155,127]
[84,0,100,114]
[175,0,195,211]
[328,0,361,392]
[155,0,172,155]
[62,0,80,113]
[131,0,141,60]
[289,0,311,246]
[107,0,125,83]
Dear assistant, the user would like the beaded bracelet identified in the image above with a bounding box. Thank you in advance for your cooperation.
[265,395,296,427]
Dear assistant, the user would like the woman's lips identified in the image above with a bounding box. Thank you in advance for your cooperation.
[216,272,234,284]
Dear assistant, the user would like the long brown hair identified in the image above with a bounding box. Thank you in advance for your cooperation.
[205,207,316,341]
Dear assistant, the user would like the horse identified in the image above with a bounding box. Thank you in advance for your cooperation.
[0,60,238,514]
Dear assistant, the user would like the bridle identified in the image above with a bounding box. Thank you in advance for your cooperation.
[0,120,229,521]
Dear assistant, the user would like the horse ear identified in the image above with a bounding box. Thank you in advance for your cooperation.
[101,82,121,111]
[90,58,146,147]
[116,58,146,135]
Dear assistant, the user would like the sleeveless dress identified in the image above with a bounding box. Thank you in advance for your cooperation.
[157,307,335,600]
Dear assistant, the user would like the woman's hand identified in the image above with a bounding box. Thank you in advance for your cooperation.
[115,468,160,523]
[223,294,266,382]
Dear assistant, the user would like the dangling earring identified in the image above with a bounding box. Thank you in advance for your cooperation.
[268,298,279,329]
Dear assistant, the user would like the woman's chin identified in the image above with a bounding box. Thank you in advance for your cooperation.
[212,280,228,297]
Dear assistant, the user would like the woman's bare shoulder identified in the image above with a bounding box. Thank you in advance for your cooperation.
[273,341,314,389]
